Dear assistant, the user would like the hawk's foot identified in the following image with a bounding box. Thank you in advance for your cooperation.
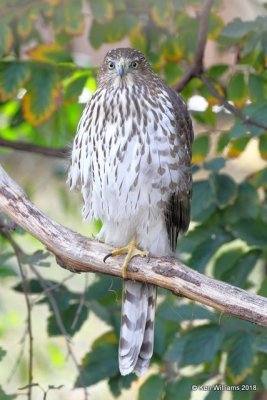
[103,238,148,278]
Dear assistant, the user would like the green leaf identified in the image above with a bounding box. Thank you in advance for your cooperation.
[178,221,228,254]
[243,102,267,136]
[75,332,119,387]
[88,0,114,21]
[227,136,250,158]
[64,0,84,35]
[158,303,215,322]
[0,386,17,400]
[222,182,259,224]
[0,62,30,101]
[27,44,71,64]
[108,374,136,397]
[181,324,224,366]
[259,134,267,160]
[249,167,267,188]
[163,63,183,86]
[20,250,50,267]
[191,180,217,222]
[207,64,228,79]
[14,279,44,293]
[17,13,33,39]
[48,303,89,336]
[261,370,267,388]
[228,121,249,139]
[192,106,216,127]
[230,218,267,248]
[22,66,61,126]
[129,25,148,54]
[216,132,230,152]
[164,334,188,362]
[138,375,165,400]
[0,24,13,58]
[0,265,17,278]
[221,18,254,38]
[0,347,6,362]
[89,15,138,49]
[192,135,210,164]
[256,335,267,353]
[86,275,121,301]
[249,74,267,102]
[90,300,112,325]
[165,377,192,400]
[258,277,267,297]
[203,157,225,172]
[214,247,244,280]
[189,228,232,272]
[228,72,247,108]
[214,249,261,286]
[226,332,256,384]
[205,391,222,400]
[162,36,185,63]
[151,0,173,28]
[211,173,238,209]
[154,315,167,356]
[64,74,89,103]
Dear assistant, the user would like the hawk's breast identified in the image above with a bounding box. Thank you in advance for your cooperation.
[69,84,189,224]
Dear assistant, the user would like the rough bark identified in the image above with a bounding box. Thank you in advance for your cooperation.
[0,164,267,327]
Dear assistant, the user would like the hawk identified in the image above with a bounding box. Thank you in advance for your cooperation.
[68,48,193,376]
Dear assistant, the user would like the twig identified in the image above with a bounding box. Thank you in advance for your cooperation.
[29,264,89,400]
[0,164,267,327]
[200,75,267,131]
[0,138,67,158]
[174,0,214,92]
[71,274,88,331]
[7,326,28,383]
[1,230,34,400]
[174,0,267,132]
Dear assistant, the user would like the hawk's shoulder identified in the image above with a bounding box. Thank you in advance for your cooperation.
[166,87,194,152]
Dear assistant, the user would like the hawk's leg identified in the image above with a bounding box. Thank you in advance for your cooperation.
[103,238,148,278]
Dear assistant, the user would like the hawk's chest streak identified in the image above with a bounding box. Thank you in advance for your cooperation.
[89,86,178,195]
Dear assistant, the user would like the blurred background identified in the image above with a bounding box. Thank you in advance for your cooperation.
[0,0,267,399]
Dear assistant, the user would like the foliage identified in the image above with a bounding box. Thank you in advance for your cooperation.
[0,0,267,399]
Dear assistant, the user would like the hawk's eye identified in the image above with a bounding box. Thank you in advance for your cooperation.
[108,61,115,70]
[131,61,138,69]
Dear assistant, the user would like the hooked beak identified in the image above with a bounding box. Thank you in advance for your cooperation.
[118,65,125,78]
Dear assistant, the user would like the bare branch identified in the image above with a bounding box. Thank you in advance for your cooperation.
[0,138,67,158]
[174,0,267,132]
[0,163,267,327]
[1,230,34,400]
[174,0,215,92]
[200,75,267,131]
[29,264,89,400]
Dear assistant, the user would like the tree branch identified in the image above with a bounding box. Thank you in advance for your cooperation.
[0,138,67,158]
[1,230,34,400]
[0,163,267,327]
[200,75,267,130]
[174,0,214,92]
[174,0,267,132]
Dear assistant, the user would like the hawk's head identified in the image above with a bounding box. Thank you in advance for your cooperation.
[97,48,153,87]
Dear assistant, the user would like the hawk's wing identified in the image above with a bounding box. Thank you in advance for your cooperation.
[164,88,194,251]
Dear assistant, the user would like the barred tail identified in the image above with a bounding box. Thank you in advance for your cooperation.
[119,280,157,376]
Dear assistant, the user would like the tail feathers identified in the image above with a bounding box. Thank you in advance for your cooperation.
[119,281,156,376]
[133,285,156,376]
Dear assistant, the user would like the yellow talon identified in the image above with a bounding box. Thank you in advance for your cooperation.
[103,238,148,278]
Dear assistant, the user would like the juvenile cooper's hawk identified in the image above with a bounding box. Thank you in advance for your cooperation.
[68,48,193,376]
